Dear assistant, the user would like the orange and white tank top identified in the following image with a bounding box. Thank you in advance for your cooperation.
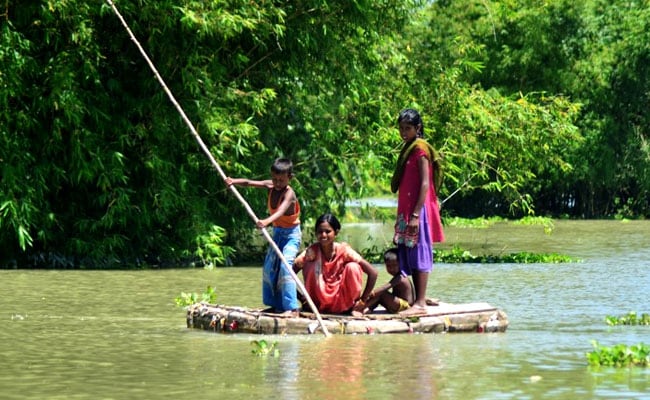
[267,186,301,228]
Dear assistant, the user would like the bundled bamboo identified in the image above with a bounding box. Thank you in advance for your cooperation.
[187,302,508,335]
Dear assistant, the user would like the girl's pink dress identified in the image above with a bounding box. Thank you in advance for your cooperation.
[392,139,445,275]
[294,242,364,314]
[394,145,445,246]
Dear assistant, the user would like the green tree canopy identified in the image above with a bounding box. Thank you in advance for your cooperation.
[5,0,639,268]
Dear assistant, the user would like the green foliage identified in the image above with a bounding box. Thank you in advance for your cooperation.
[360,240,389,264]
[444,216,505,228]
[193,225,235,267]
[513,216,553,226]
[375,1,583,216]
[513,216,555,235]
[444,216,555,235]
[425,0,650,218]
[435,245,577,264]
[436,245,475,263]
[0,201,34,251]
[496,252,576,264]
[1,0,420,266]
[3,0,650,267]
[587,341,650,367]
[350,204,395,223]
[363,241,577,264]
[175,285,217,307]
[606,312,650,326]
[588,312,650,367]
[251,339,279,357]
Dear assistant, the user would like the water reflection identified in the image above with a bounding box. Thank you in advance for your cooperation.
[1,221,649,399]
[287,335,441,400]
[297,336,370,399]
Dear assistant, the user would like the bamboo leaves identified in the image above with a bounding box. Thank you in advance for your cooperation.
[0,200,34,251]
[2,0,647,267]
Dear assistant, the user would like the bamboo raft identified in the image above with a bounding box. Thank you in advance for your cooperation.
[186,302,509,335]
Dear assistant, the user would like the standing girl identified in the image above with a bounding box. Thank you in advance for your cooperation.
[391,108,445,316]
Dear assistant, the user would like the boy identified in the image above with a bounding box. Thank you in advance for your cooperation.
[226,158,301,315]
[354,248,414,315]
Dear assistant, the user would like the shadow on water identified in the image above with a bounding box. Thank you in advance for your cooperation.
[1,220,649,399]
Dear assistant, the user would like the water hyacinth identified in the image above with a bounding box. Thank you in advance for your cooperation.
[587,341,650,367]
[605,312,650,326]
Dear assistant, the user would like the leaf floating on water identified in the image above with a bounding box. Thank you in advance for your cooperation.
[251,339,280,357]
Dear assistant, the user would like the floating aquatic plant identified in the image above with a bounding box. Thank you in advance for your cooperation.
[251,340,279,357]
[174,285,217,307]
[435,245,578,263]
[605,312,650,326]
[587,341,650,367]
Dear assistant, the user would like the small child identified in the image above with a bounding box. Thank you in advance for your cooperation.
[226,158,302,315]
[360,248,414,314]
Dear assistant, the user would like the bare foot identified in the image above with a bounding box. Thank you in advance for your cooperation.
[351,306,370,318]
[425,298,440,306]
[280,309,300,318]
[398,305,428,317]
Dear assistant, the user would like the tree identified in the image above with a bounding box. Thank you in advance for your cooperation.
[374,3,582,216]
[0,0,420,266]
[417,0,650,218]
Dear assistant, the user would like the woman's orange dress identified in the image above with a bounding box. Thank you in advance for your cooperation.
[294,242,364,314]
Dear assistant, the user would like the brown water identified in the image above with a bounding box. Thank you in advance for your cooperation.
[1,220,649,399]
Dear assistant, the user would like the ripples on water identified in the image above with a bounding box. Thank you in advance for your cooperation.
[1,221,649,399]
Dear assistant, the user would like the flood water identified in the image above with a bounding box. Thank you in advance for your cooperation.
[1,220,649,399]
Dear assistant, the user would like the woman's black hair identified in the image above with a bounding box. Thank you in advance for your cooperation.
[398,108,424,138]
[315,213,341,233]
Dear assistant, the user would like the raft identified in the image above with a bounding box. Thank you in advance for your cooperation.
[186,301,509,335]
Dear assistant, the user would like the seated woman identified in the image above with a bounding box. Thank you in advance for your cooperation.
[293,213,378,315]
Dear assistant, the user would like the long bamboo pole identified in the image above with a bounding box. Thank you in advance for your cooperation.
[105,0,330,337]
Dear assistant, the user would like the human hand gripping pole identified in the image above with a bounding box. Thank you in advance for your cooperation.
[105,0,331,337]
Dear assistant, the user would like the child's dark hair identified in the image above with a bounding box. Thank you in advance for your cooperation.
[271,158,293,175]
[384,248,398,262]
[398,108,424,138]
[315,213,341,233]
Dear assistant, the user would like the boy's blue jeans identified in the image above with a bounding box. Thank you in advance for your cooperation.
[262,225,301,311]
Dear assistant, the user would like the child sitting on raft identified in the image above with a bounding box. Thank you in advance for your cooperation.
[353,248,414,316]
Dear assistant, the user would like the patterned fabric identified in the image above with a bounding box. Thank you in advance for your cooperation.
[267,186,300,228]
[262,225,302,311]
[397,207,434,274]
[294,242,364,314]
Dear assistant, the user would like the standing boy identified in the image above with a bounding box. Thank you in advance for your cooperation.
[226,158,301,315]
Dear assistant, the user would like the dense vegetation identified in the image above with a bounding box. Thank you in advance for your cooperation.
[588,312,650,367]
[587,341,650,367]
[1,0,648,268]
[605,312,650,326]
